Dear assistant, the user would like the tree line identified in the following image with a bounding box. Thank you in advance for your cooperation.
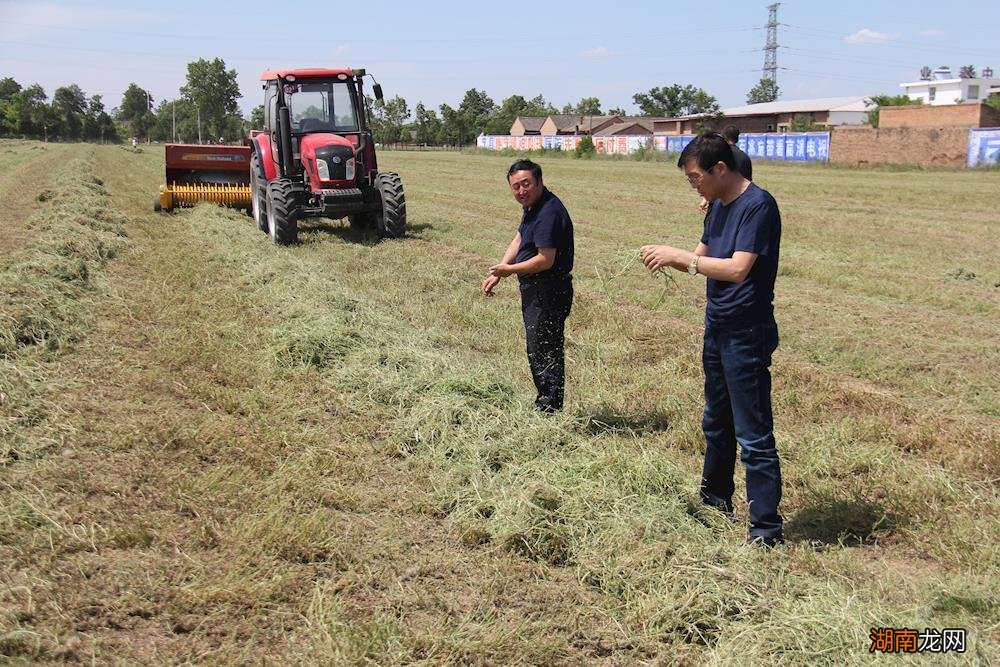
[4,56,770,146]
[1,58,245,144]
[14,59,986,147]
[363,82,746,145]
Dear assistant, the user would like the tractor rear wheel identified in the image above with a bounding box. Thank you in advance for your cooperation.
[375,172,406,238]
[251,154,268,233]
[266,179,299,245]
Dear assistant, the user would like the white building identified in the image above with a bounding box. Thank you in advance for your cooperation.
[901,65,1000,105]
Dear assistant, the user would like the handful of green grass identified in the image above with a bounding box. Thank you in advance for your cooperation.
[596,250,679,307]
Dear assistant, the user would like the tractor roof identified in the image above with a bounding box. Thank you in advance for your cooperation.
[260,68,362,81]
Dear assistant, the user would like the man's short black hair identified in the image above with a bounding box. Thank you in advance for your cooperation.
[722,125,740,142]
[507,159,542,183]
[677,131,738,172]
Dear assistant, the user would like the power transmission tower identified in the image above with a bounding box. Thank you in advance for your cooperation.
[763,3,780,83]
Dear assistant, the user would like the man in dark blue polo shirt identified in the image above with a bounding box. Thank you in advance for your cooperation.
[640,132,783,547]
[481,159,574,412]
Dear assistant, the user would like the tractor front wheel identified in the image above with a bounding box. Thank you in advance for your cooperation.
[266,179,299,245]
[375,172,406,239]
[251,154,268,233]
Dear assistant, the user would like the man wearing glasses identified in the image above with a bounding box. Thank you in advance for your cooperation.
[640,132,783,548]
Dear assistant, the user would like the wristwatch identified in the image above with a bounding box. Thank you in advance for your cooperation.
[688,255,700,275]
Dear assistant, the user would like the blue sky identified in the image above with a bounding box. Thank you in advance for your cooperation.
[1,0,998,117]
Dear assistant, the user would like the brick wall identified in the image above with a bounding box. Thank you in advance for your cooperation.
[880,102,1000,128]
[980,103,1000,127]
[829,125,970,166]
[881,103,978,128]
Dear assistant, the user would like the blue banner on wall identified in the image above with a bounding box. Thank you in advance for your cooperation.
[478,132,831,162]
[739,133,829,161]
[967,128,1000,167]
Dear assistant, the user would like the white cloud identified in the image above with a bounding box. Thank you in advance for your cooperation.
[843,28,901,44]
[917,29,945,37]
[581,46,610,58]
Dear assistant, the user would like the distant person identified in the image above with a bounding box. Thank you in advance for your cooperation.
[640,132,783,547]
[722,125,752,181]
[481,159,574,413]
[131,136,138,149]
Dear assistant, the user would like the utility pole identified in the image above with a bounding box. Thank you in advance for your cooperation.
[172,101,176,143]
[763,3,780,84]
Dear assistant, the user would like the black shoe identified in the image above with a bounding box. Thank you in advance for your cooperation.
[746,535,784,549]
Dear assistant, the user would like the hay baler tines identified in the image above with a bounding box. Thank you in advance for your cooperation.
[155,143,252,212]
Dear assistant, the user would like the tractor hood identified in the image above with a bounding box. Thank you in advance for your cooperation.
[299,133,357,160]
[299,133,359,188]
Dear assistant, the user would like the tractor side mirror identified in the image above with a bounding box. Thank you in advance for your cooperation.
[373,84,383,102]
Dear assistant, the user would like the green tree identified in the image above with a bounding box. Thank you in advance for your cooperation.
[82,95,118,142]
[632,84,720,117]
[52,84,87,140]
[574,135,595,158]
[487,93,556,134]
[746,78,780,104]
[607,106,627,116]
[560,97,603,115]
[3,83,48,137]
[457,88,496,142]
[574,97,602,115]
[986,94,1000,112]
[0,77,21,105]
[118,83,155,139]
[412,102,442,145]
[0,77,23,136]
[865,94,921,127]
[179,58,242,141]
[525,95,556,116]
[250,105,264,129]
[118,83,152,120]
[437,103,465,145]
[368,94,410,144]
[489,94,528,135]
[32,98,59,142]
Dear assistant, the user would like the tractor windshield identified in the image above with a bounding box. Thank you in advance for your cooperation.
[286,81,359,134]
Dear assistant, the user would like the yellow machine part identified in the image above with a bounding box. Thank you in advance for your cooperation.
[158,182,252,211]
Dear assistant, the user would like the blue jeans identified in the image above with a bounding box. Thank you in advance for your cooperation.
[700,319,783,539]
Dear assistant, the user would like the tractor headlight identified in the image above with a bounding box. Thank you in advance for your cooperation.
[316,159,330,181]
[345,158,355,181]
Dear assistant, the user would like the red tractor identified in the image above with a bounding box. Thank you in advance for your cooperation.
[249,67,406,244]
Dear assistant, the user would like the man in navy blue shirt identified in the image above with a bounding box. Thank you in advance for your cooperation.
[482,159,574,412]
[640,132,783,547]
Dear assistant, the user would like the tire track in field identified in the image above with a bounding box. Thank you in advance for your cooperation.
[0,142,77,259]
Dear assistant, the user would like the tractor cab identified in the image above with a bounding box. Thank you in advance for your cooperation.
[285,80,360,135]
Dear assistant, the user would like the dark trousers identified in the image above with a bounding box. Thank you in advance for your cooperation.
[519,276,573,412]
[700,319,783,539]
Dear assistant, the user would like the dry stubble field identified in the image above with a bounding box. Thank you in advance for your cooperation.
[0,138,998,664]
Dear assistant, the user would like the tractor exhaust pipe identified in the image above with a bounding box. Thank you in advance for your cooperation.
[277,105,294,178]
